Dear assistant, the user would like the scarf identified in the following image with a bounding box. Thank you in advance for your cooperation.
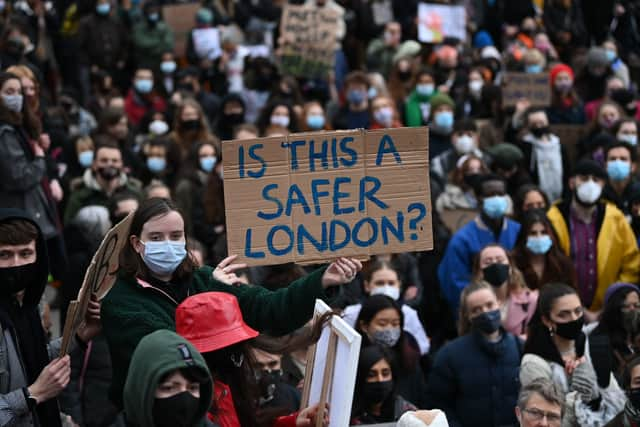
[0,300,62,427]
[625,400,640,427]
[525,133,563,201]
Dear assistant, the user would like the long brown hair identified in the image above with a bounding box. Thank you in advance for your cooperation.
[119,198,197,281]
[0,72,41,139]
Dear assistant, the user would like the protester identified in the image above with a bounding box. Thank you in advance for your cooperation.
[605,356,640,427]
[521,283,625,426]
[438,174,521,313]
[512,185,550,224]
[602,141,638,214]
[547,159,640,315]
[350,345,416,424]
[101,197,362,407]
[426,282,522,427]
[123,330,213,427]
[471,243,537,337]
[512,210,576,291]
[515,378,564,427]
[355,295,427,408]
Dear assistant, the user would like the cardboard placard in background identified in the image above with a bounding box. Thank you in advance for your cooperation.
[440,209,476,233]
[163,3,200,58]
[278,4,338,78]
[301,300,361,427]
[223,128,433,266]
[502,72,551,107]
[549,124,588,167]
[60,213,134,355]
[418,3,467,43]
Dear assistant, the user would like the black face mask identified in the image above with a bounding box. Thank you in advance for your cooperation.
[6,38,24,57]
[398,70,412,81]
[97,166,120,181]
[362,380,393,404]
[223,113,244,125]
[463,173,482,189]
[623,309,640,335]
[177,83,195,93]
[471,309,502,334]
[181,119,201,132]
[152,391,200,427]
[257,369,282,404]
[628,388,640,412]
[482,263,510,287]
[530,126,550,138]
[0,262,37,296]
[554,316,584,340]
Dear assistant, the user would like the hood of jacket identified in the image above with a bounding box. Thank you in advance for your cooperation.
[82,168,129,192]
[0,208,48,306]
[124,329,213,427]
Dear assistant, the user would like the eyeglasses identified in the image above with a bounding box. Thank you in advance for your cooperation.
[522,408,562,426]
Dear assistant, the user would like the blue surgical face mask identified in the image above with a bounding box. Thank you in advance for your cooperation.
[306,114,325,130]
[135,79,153,94]
[200,156,217,173]
[525,64,543,74]
[416,83,434,97]
[368,86,378,100]
[160,61,177,74]
[607,159,631,181]
[374,107,394,127]
[606,49,617,62]
[141,240,187,277]
[146,157,166,173]
[434,111,454,131]
[96,3,111,15]
[619,134,638,146]
[270,115,290,128]
[78,150,94,168]
[347,89,366,105]
[483,195,508,219]
[526,235,553,255]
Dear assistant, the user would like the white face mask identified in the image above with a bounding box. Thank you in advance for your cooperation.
[576,180,602,205]
[454,135,475,154]
[469,80,483,95]
[370,285,400,300]
[149,120,169,135]
[270,115,290,128]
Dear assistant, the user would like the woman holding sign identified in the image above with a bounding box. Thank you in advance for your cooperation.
[101,197,362,408]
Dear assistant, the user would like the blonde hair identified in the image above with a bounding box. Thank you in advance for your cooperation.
[458,281,497,335]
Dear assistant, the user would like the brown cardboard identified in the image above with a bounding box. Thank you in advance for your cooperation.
[549,124,588,168]
[59,212,134,355]
[163,3,200,58]
[279,4,339,77]
[223,128,433,266]
[502,72,551,108]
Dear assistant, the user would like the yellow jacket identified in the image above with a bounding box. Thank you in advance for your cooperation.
[547,201,640,310]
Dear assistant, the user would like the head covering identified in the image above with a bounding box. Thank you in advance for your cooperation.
[480,46,501,62]
[587,47,610,69]
[604,283,639,306]
[571,159,607,180]
[486,143,524,169]
[429,93,455,111]
[195,8,213,24]
[398,410,450,427]
[175,292,258,354]
[392,40,421,64]
[124,330,213,427]
[473,31,494,49]
[550,63,574,85]
[0,209,60,426]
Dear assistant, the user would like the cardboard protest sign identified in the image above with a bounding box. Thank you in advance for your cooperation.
[278,4,339,78]
[502,72,551,108]
[223,128,433,266]
[60,213,134,355]
[550,124,588,167]
[163,3,200,57]
[418,3,467,43]
[440,209,476,233]
[301,300,361,427]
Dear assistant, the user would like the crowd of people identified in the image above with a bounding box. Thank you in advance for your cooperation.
[2,0,640,426]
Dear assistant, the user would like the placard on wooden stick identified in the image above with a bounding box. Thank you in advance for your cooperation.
[59,212,134,356]
[502,72,551,107]
[222,128,433,266]
[300,300,361,427]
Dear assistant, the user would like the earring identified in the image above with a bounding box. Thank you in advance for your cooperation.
[548,326,554,337]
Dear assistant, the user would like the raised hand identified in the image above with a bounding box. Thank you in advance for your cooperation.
[321,257,362,289]
[213,255,248,285]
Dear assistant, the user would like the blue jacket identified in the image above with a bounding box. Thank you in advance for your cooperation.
[438,217,521,312]
[426,331,522,427]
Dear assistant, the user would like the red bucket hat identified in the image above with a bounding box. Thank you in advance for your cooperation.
[175,292,258,354]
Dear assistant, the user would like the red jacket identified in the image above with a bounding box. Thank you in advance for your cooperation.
[207,380,299,427]
[124,89,166,126]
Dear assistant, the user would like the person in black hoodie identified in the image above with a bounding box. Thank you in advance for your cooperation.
[0,208,101,426]
[214,94,246,141]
